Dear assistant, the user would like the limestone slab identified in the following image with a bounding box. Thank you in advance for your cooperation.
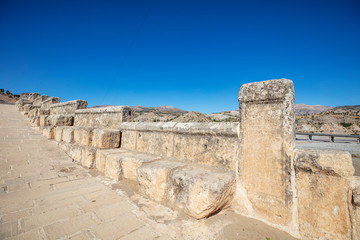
[121,152,161,180]
[73,127,93,146]
[173,133,237,170]
[50,99,87,115]
[92,128,120,149]
[137,131,173,157]
[81,147,96,168]
[47,115,74,127]
[39,115,48,127]
[167,165,235,219]
[295,149,354,240]
[42,127,55,139]
[67,144,83,162]
[137,160,186,202]
[104,154,123,180]
[54,126,66,142]
[41,96,60,110]
[120,128,138,150]
[62,127,74,143]
[74,106,133,128]
[95,149,127,173]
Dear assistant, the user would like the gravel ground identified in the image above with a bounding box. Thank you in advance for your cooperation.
[296,135,360,176]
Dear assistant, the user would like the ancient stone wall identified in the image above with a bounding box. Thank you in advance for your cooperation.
[17,78,359,240]
[32,95,49,107]
[74,106,133,128]
[121,122,239,170]
[50,100,88,115]
[295,149,354,239]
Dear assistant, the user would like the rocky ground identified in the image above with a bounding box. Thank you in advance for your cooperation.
[295,107,360,135]
[0,92,19,104]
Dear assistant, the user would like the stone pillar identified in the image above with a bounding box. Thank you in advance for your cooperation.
[238,78,295,225]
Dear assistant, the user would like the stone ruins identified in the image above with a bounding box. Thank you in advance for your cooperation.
[16,79,360,239]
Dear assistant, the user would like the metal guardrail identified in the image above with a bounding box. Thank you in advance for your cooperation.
[296,132,360,144]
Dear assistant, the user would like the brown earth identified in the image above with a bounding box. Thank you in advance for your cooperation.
[0,92,19,104]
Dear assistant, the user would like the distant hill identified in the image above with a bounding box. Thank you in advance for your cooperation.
[170,111,211,122]
[132,105,188,114]
[69,103,360,135]
[295,104,333,115]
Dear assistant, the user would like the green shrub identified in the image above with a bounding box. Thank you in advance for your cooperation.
[340,122,352,128]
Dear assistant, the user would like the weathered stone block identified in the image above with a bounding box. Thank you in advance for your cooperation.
[120,122,139,150]
[81,147,96,168]
[23,104,33,114]
[121,152,161,180]
[42,127,54,139]
[50,100,87,115]
[73,127,93,146]
[32,95,49,107]
[39,115,49,127]
[137,160,186,202]
[62,127,74,143]
[237,79,295,225]
[74,106,133,128]
[67,144,83,162]
[137,131,173,157]
[58,142,71,153]
[167,165,235,219]
[104,154,123,180]
[39,109,50,115]
[135,122,176,157]
[354,177,360,207]
[33,116,40,126]
[54,126,66,142]
[92,129,120,149]
[41,97,60,110]
[353,177,360,240]
[354,206,360,240]
[95,149,127,173]
[295,149,354,240]
[28,108,39,118]
[47,115,74,127]
[19,92,40,101]
[173,122,238,170]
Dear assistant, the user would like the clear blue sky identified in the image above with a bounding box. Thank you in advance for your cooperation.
[0,0,359,113]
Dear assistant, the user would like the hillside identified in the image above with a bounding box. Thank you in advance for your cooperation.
[296,106,360,135]
[0,92,19,104]
[131,104,360,135]
[295,104,334,115]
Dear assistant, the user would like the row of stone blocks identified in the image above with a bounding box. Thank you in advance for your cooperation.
[43,126,120,149]
[58,143,235,219]
[43,125,236,219]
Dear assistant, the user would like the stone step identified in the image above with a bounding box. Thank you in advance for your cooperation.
[138,160,235,219]
[95,149,160,181]
[61,146,236,219]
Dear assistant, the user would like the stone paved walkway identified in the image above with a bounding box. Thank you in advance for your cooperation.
[0,104,299,240]
[0,104,173,240]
